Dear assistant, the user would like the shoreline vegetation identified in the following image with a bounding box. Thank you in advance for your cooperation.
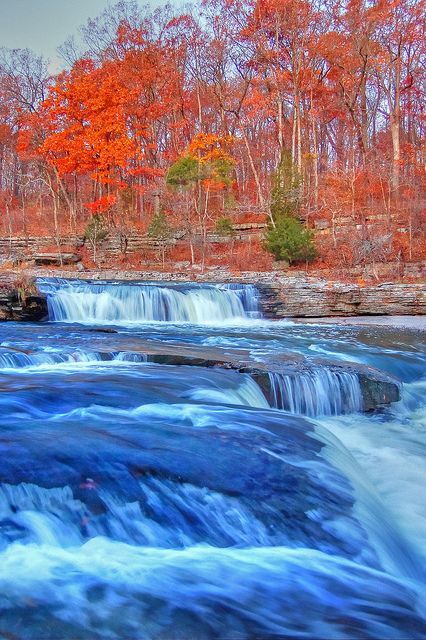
[0,0,424,284]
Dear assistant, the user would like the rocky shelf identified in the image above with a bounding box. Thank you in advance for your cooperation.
[143,353,401,412]
[0,323,401,411]
[153,355,400,412]
[257,281,426,318]
[0,269,424,321]
[70,334,402,412]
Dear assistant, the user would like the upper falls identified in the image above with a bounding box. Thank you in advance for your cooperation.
[37,278,261,324]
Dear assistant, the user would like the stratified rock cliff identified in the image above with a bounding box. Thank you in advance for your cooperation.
[258,281,425,317]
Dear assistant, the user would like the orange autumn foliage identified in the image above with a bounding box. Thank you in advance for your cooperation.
[0,0,423,277]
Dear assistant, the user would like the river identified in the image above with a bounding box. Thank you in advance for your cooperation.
[0,278,425,639]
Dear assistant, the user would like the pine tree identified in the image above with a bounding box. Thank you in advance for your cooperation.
[264,152,316,265]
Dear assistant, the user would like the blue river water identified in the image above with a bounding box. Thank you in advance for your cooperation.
[0,278,425,639]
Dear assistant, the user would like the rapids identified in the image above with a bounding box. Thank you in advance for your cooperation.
[0,277,425,639]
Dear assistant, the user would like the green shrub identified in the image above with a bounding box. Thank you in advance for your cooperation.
[264,215,317,264]
[215,216,235,237]
[264,150,316,265]
[166,156,199,188]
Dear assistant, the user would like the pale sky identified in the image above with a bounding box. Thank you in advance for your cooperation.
[0,0,165,69]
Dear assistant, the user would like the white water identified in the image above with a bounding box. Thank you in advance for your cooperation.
[0,479,274,549]
[268,369,363,416]
[315,378,426,574]
[0,347,102,368]
[0,345,364,419]
[1,278,424,638]
[188,376,270,409]
[1,539,421,639]
[0,347,150,369]
[38,279,260,324]
[0,346,364,419]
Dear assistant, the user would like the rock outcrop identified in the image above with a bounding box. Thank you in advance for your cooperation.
[357,371,401,410]
[0,290,48,321]
[33,253,81,266]
[241,363,401,412]
[102,348,402,411]
[258,281,426,317]
[75,336,401,412]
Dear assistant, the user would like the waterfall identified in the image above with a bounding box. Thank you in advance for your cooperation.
[114,351,148,363]
[268,369,363,416]
[0,347,103,369]
[0,347,150,369]
[187,375,270,409]
[37,278,261,324]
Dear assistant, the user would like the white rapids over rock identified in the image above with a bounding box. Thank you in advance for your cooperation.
[38,278,261,324]
[268,369,363,416]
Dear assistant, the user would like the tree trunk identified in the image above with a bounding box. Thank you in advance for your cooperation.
[241,128,266,215]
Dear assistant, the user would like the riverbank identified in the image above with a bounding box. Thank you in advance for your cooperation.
[297,315,426,330]
[0,267,425,320]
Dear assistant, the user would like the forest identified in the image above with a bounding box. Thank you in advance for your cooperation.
[0,0,424,275]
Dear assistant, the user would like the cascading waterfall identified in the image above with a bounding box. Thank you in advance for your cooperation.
[187,375,270,409]
[0,347,149,369]
[268,368,363,416]
[312,422,426,585]
[1,278,424,639]
[0,347,103,368]
[37,278,261,323]
[219,282,260,318]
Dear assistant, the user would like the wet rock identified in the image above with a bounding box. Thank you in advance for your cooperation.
[0,292,48,321]
[85,328,118,334]
[249,365,401,412]
[108,345,401,412]
[358,373,401,410]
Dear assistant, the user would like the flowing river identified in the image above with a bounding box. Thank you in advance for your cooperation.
[0,278,425,639]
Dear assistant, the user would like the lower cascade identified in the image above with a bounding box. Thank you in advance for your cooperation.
[268,369,363,416]
[0,347,147,369]
[37,278,261,323]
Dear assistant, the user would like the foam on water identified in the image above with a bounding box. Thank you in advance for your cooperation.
[268,368,363,416]
[0,539,424,639]
[38,278,261,324]
[314,378,426,576]
[0,479,275,549]
[0,347,103,369]
[187,375,269,409]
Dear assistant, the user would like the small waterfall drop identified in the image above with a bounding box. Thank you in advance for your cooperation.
[268,369,363,416]
[0,347,103,369]
[37,278,261,324]
[313,423,426,585]
[187,375,270,409]
[0,347,151,370]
